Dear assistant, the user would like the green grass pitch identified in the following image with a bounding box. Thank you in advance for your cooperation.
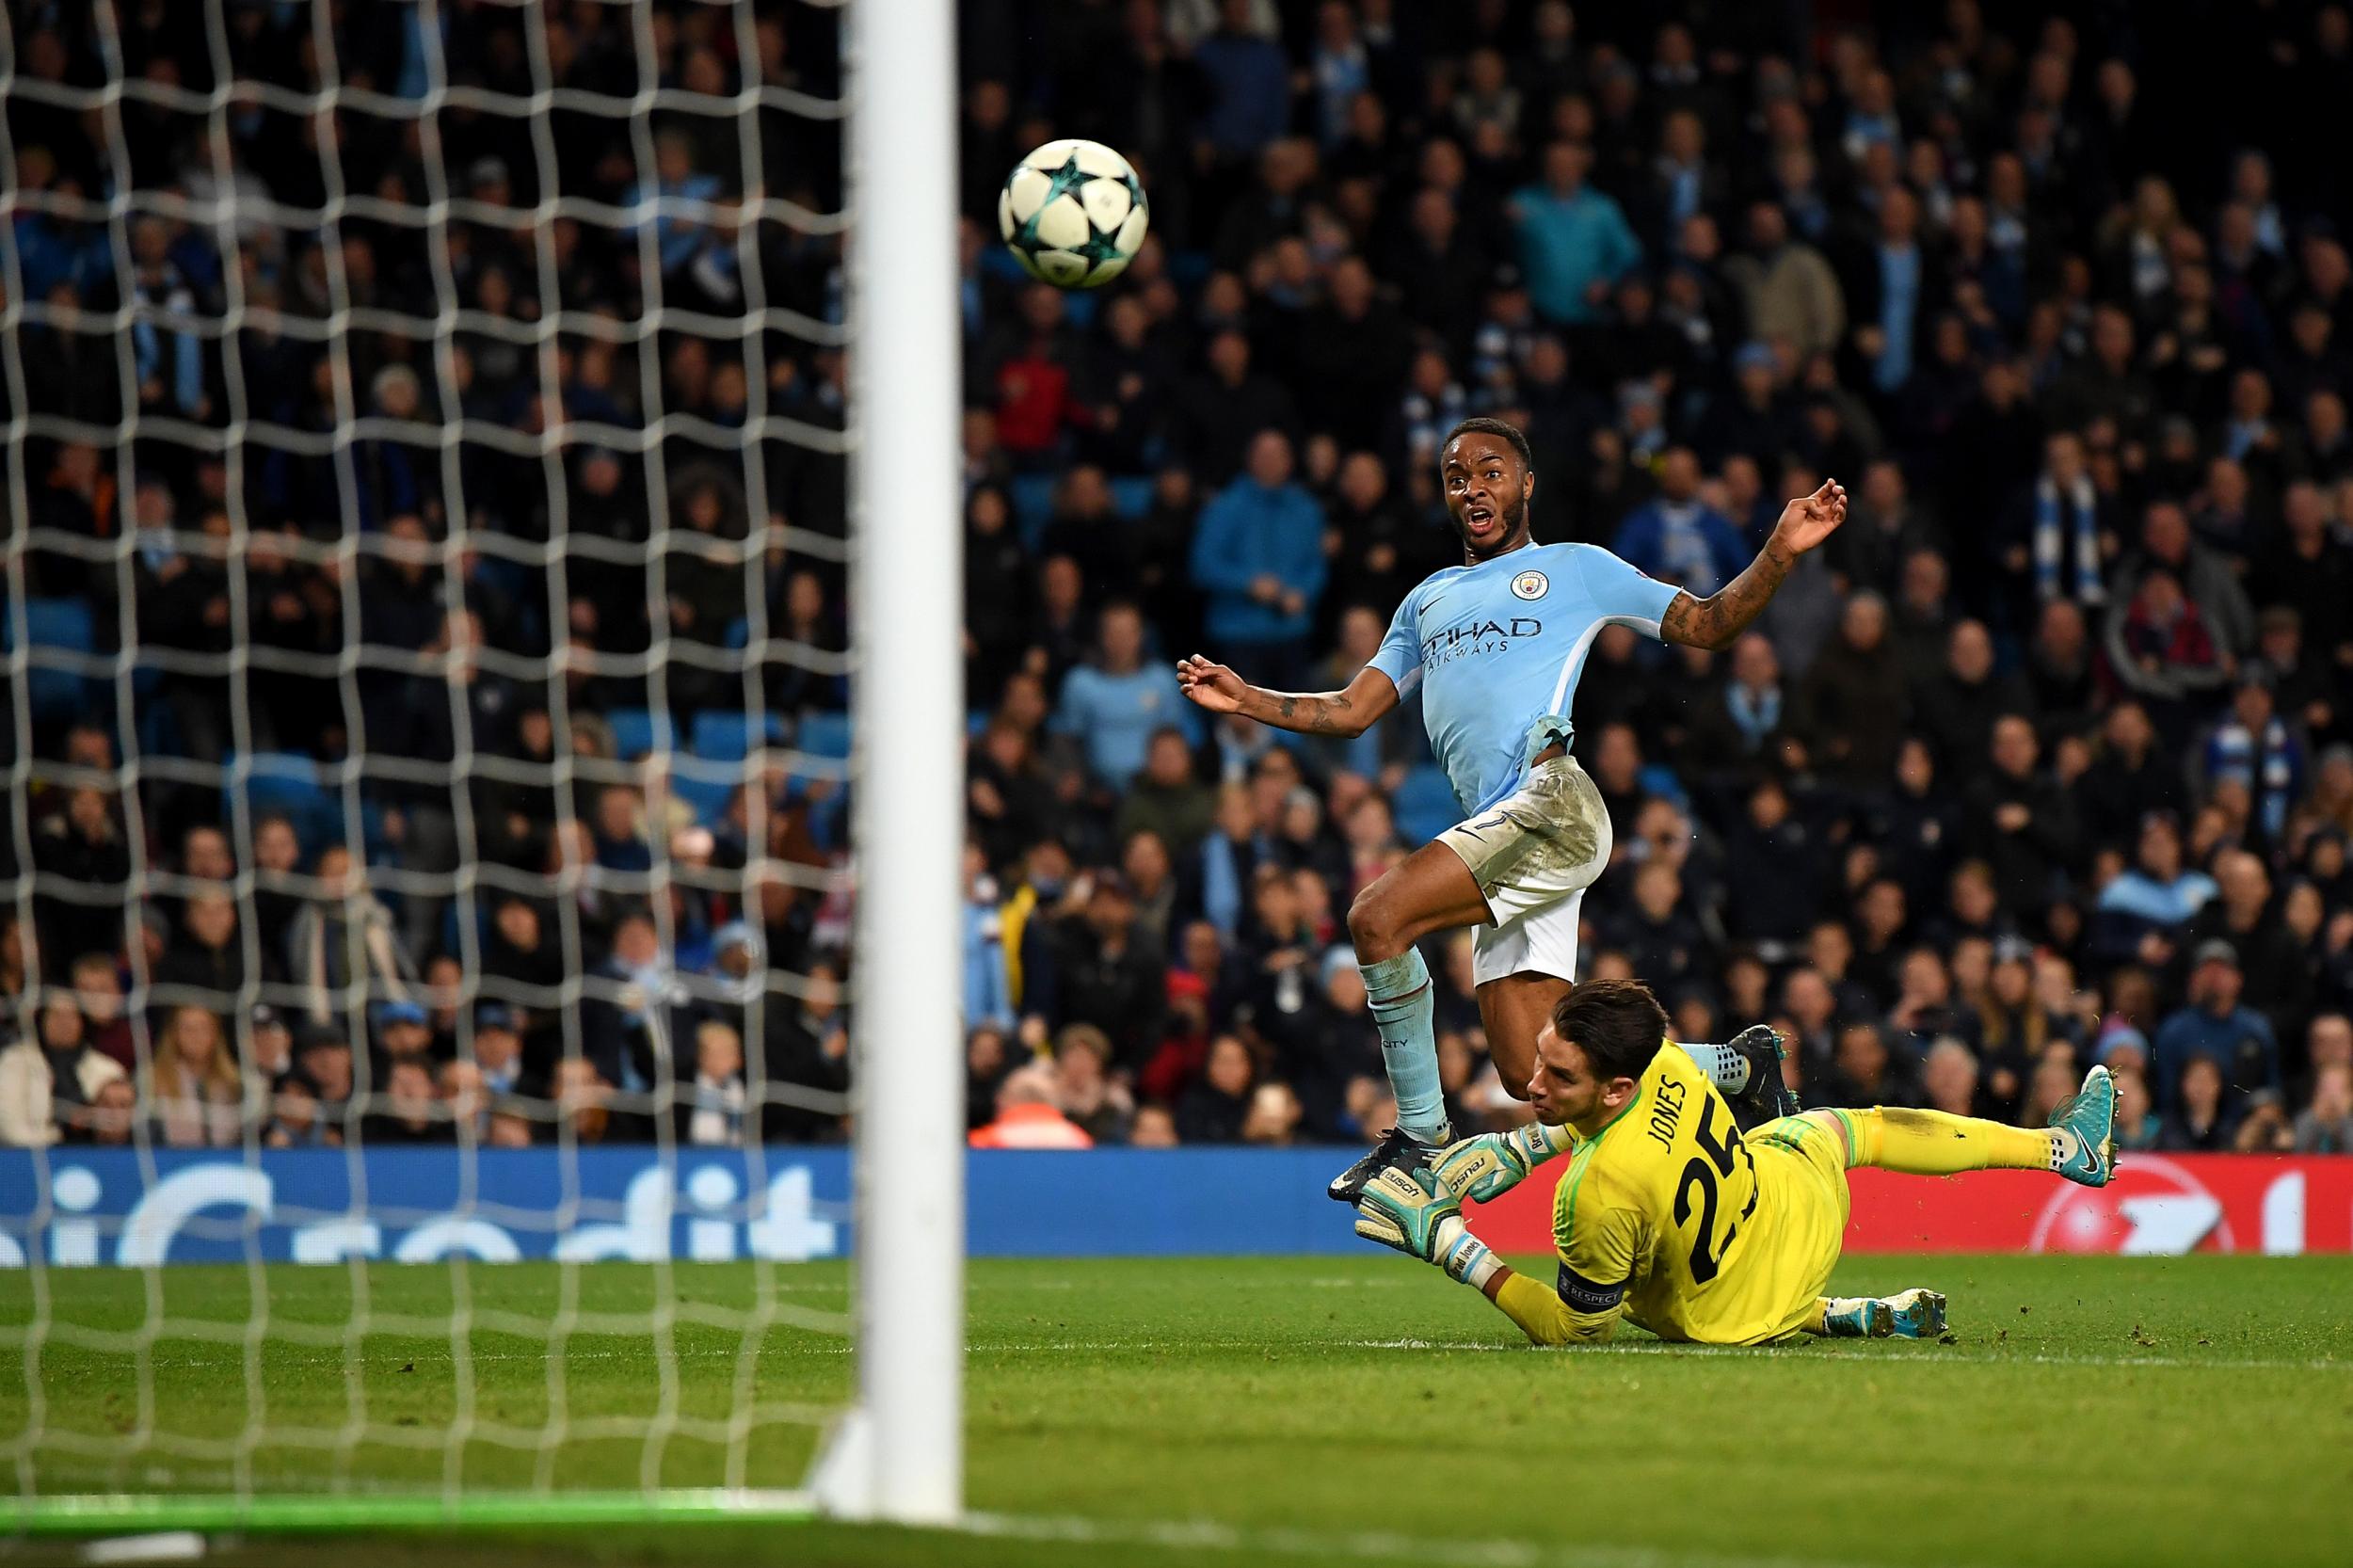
[3,1255,2348,1567]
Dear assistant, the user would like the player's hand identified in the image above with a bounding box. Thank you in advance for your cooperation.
[1353,1165,1455,1261]
[1432,1123,1561,1205]
[1353,1166,1495,1288]
[1769,478,1847,556]
[1176,655,1247,714]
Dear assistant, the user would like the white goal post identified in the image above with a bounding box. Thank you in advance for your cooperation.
[830,0,967,1528]
[0,0,966,1534]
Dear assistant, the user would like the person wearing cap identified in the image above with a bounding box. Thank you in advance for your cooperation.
[2093,1019,2152,1077]
[2151,939,2281,1115]
[469,1004,529,1099]
[373,999,434,1068]
[708,920,766,1009]
[295,1022,353,1122]
[247,1006,295,1085]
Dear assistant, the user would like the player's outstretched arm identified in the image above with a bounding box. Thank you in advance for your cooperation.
[1353,1165,1622,1346]
[1481,1267,1623,1346]
[1658,478,1848,651]
[1176,655,1399,739]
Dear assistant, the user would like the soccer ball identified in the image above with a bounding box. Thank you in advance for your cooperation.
[998,138,1148,288]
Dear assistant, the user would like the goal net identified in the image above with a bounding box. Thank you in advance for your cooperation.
[0,0,960,1530]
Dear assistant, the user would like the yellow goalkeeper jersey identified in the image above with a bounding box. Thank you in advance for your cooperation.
[1549,1045,1849,1345]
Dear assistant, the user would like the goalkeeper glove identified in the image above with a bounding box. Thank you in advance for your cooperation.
[1431,1120,1576,1204]
[1352,1165,1501,1290]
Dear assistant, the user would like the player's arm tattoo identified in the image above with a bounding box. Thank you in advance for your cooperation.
[1227,666,1397,738]
[1658,540,1798,651]
[1257,689,1358,736]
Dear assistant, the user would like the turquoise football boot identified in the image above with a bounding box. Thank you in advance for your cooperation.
[2048,1064,2118,1189]
[1882,1287,1947,1338]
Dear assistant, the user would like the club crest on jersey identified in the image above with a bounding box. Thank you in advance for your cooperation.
[1511,569,1548,600]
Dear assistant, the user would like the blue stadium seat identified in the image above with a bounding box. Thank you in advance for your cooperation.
[604,708,676,760]
[669,767,742,826]
[796,712,853,761]
[691,710,788,762]
[1392,765,1461,847]
[232,752,342,856]
[21,597,97,723]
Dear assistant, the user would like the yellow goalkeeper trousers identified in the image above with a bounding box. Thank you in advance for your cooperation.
[1818,1106,2054,1175]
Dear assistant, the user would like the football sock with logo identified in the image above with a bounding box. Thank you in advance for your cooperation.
[1810,1297,1883,1336]
[1360,948,1449,1145]
[1677,1041,1752,1094]
[1834,1107,2055,1175]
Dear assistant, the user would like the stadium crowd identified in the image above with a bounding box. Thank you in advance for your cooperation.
[5,0,2353,1160]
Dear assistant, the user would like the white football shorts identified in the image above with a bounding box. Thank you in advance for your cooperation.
[1434,754,1613,986]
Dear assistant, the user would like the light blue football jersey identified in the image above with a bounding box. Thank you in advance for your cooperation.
[1368,541,1683,816]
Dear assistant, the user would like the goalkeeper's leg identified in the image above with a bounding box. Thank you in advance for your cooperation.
[1803,1289,1947,1339]
[1810,1065,2116,1188]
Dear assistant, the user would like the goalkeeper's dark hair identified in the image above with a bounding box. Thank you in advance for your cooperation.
[1442,416,1533,472]
[1552,978,1669,1085]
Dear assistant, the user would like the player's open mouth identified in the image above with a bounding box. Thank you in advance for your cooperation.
[1465,505,1495,530]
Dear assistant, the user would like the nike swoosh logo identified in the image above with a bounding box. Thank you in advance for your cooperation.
[1418,600,1442,616]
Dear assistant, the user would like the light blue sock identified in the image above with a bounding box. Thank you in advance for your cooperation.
[1680,1041,1751,1093]
[1360,948,1448,1144]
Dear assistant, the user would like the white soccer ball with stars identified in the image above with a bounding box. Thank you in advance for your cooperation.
[998,138,1148,289]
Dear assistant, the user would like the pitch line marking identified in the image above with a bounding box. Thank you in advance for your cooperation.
[101,1337,2348,1374]
[962,1509,1905,1568]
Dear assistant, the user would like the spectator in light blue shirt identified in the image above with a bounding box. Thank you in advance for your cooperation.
[1307,3,1370,148]
[2089,812,2217,970]
[1193,0,1290,159]
[629,130,728,279]
[127,216,206,419]
[1190,430,1329,685]
[1055,601,1199,790]
[963,843,1015,1032]
[1870,187,1926,393]
[1510,141,1642,326]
